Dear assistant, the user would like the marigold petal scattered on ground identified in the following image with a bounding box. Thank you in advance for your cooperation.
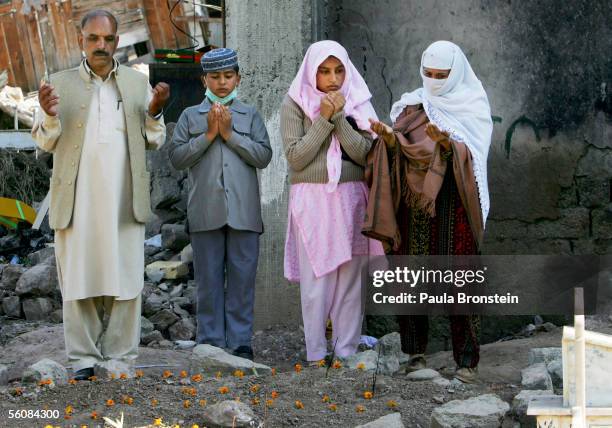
[271,391,279,399]
[265,399,274,407]
[153,418,162,426]
[119,373,128,379]
[322,394,331,403]
[64,415,72,420]
[332,360,342,369]
[218,386,229,394]
[295,400,304,409]
[251,398,260,405]
[183,400,191,408]
[317,359,326,367]
[151,399,159,406]
[122,396,134,405]
[271,368,276,376]
[88,375,97,381]
[162,370,173,378]
[105,399,115,407]
[250,384,260,393]
[191,373,202,382]
[65,405,73,415]
[198,399,207,407]
[135,370,144,378]
[12,387,23,396]
[328,404,337,411]
[387,400,398,408]
[180,370,188,378]
[192,425,200,428]
[110,373,116,380]
[215,371,222,379]
[294,364,302,373]
[90,411,98,420]
[68,379,77,385]
[233,369,244,378]
[356,362,366,370]
[363,391,373,399]
[356,405,365,413]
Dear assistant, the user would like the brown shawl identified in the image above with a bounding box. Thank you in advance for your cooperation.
[363,105,484,251]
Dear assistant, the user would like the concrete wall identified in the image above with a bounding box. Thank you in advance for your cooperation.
[225,0,316,328]
[320,0,612,256]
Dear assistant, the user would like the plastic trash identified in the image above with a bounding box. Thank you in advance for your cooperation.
[9,255,19,264]
[360,335,378,348]
[144,234,162,248]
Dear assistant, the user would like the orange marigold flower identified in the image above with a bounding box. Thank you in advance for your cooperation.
[218,386,229,394]
[250,384,260,393]
[265,399,274,408]
[356,362,366,370]
[356,404,365,413]
[322,394,331,403]
[295,400,304,409]
[183,400,191,408]
[191,373,202,382]
[363,391,373,399]
[317,359,326,367]
[151,398,159,406]
[106,399,115,407]
[12,387,23,396]
[162,370,173,378]
[387,400,398,408]
[119,373,128,380]
[38,378,52,386]
[65,405,73,415]
[123,396,134,405]
[215,371,222,379]
[90,411,98,420]
[271,391,279,399]
[251,398,260,405]
[233,369,244,378]
[328,404,338,411]
[135,370,144,378]
[271,368,276,376]
[180,370,188,378]
[332,360,342,369]
[64,415,72,420]
[88,375,97,382]
[294,364,302,373]
[110,373,116,380]
[198,399,207,407]
[68,379,77,385]
[153,418,163,426]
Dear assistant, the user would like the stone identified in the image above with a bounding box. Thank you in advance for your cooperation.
[22,297,53,321]
[172,296,194,313]
[343,350,378,371]
[141,316,155,335]
[0,364,8,386]
[168,318,195,341]
[161,224,190,252]
[192,344,272,375]
[533,315,544,325]
[405,368,441,381]
[511,390,554,428]
[536,322,557,332]
[592,208,612,239]
[148,309,179,331]
[157,339,174,349]
[521,363,553,391]
[175,340,197,350]
[430,394,510,428]
[27,247,55,266]
[143,292,169,316]
[22,358,68,386]
[180,244,193,264]
[2,296,21,318]
[141,330,164,345]
[378,355,400,375]
[547,360,563,388]
[375,332,410,363]
[15,264,58,296]
[49,309,63,324]
[528,348,562,366]
[432,377,452,387]
[203,400,257,427]
[0,265,26,291]
[355,412,405,428]
[527,208,589,239]
[151,176,181,209]
[145,261,189,281]
[94,360,135,379]
[169,283,184,299]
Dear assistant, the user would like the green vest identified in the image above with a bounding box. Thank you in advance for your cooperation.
[48,64,153,230]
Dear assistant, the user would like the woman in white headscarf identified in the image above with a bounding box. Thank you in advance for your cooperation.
[365,41,492,383]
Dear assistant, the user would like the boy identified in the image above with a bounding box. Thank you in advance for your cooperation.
[170,48,272,360]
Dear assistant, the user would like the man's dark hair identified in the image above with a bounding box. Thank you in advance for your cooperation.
[80,9,119,33]
[203,65,240,76]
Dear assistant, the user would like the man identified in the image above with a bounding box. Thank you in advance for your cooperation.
[32,9,169,380]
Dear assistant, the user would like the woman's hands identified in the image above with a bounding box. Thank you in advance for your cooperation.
[425,123,452,151]
[319,91,346,120]
[368,118,396,149]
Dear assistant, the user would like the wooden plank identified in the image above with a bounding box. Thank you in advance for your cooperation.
[0,16,12,86]
[142,0,167,49]
[167,0,190,48]
[13,1,38,90]
[25,9,47,84]
[60,0,82,67]
[47,1,71,71]
[2,14,29,88]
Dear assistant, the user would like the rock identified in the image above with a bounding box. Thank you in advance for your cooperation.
[180,244,193,264]
[143,292,169,316]
[158,283,168,291]
[547,360,563,388]
[157,339,174,349]
[2,296,22,318]
[168,318,195,341]
[375,332,410,363]
[0,364,8,386]
[203,400,257,427]
[511,390,554,428]
[49,309,63,324]
[141,330,164,345]
[28,247,55,266]
[430,394,510,428]
[151,176,181,209]
[21,297,53,321]
[537,322,557,332]
[433,377,452,387]
[355,412,404,428]
[0,265,27,291]
[175,340,197,349]
[533,315,544,326]
[406,368,441,381]
[343,350,378,371]
[433,396,445,404]
[173,303,190,319]
[169,283,184,299]
[528,348,561,366]
[22,358,68,386]
[192,344,272,375]
[523,324,536,335]
[145,261,189,281]
[161,224,189,252]
[148,309,179,331]
[94,360,135,379]
[521,363,553,391]
[141,316,155,335]
[15,264,58,296]
[171,296,194,313]
[378,355,400,375]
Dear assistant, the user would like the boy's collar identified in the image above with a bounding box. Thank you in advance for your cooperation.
[198,96,248,114]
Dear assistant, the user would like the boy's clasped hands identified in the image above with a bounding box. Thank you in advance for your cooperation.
[206,102,233,143]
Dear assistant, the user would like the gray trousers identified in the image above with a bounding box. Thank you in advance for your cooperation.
[191,226,259,349]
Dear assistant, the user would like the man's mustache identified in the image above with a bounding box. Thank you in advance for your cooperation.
[93,51,109,56]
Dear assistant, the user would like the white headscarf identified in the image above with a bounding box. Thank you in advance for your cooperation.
[389,41,493,225]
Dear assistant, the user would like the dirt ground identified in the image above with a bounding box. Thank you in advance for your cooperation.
[0,320,610,428]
